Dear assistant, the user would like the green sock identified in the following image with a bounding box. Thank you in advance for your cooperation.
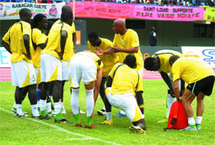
[190,125,196,128]
[55,112,62,120]
[74,114,81,124]
[40,110,46,117]
[86,116,91,126]
[196,124,201,127]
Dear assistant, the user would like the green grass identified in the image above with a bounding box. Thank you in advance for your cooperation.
[0,80,215,145]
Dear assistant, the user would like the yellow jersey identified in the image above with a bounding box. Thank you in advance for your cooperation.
[31,28,47,68]
[2,21,33,63]
[88,38,119,76]
[112,29,143,71]
[152,50,183,73]
[43,21,74,60]
[171,57,214,84]
[109,63,143,95]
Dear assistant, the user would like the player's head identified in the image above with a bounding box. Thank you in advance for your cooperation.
[61,11,73,26]
[32,14,48,30]
[152,26,156,31]
[123,55,137,69]
[62,5,73,13]
[144,57,160,71]
[169,55,180,65]
[88,32,101,47]
[19,8,32,23]
[113,19,126,34]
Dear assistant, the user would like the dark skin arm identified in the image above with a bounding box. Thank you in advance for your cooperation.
[23,34,31,59]
[95,47,138,56]
[160,71,175,97]
[38,39,48,50]
[106,76,113,87]
[73,32,76,53]
[180,79,185,96]
[1,40,11,54]
[59,30,67,60]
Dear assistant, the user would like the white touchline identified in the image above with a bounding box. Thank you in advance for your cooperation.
[0,108,120,145]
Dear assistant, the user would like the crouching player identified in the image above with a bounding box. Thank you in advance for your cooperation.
[104,55,146,134]
[170,56,214,131]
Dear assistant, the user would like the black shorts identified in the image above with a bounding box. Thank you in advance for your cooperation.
[187,75,215,96]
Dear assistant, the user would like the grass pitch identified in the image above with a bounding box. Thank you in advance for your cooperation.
[0,80,214,145]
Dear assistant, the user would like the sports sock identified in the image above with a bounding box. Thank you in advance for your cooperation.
[106,112,112,121]
[40,99,47,116]
[74,114,81,124]
[188,117,195,127]
[86,89,94,117]
[16,104,23,115]
[120,110,126,115]
[31,104,38,116]
[86,116,92,126]
[196,116,202,124]
[54,102,62,120]
[71,89,79,115]
[46,102,52,113]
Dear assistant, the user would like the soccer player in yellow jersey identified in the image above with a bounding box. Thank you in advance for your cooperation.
[39,11,73,123]
[88,32,119,116]
[96,19,144,117]
[1,8,39,117]
[104,55,146,134]
[169,56,214,131]
[144,50,185,122]
[50,5,76,114]
[69,52,103,128]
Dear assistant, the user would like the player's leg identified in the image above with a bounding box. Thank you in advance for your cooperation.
[97,76,108,116]
[181,89,196,131]
[28,84,39,117]
[61,80,66,114]
[15,86,28,117]
[84,81,96,128]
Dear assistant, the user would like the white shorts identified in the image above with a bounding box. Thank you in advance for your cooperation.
[40,54,62,83]
[105,87,143,122]
[62,61,69,81]
[11,60,36,88]
[69,55,97,88]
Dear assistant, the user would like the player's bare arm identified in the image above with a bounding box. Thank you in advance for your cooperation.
[23,34,31,59]
[160,71,175,97]
[94,68,103,103]
[1,40,11,54]
[173,79,180,101]
[112,46,138,53]
[60,30,68,59]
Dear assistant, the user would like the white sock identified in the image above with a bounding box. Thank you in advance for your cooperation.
[142,114,145,119]
[196,116,202,124]
[188,117,195,126]
[16,104,23,115]
[31,104,39,116]
[71,89,79,115]
[54,102,61,114]
[86,89,94,117]
[46,102,52,113]
[106,112,112,121]
[13,103,16,108]
[120,110,126,115]
[37,100,40,109]
[40,99,47,111]
[102,106,106,111]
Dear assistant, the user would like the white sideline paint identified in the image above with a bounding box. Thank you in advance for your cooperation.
[0,108,120,145]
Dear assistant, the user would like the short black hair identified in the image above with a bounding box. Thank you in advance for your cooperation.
[144,57,156,70]
[61,12,73,22]
[32,13,46,28]
[88,32,99,40]
[123,55,137,68]
[19,8,31,18]
[169,55,180,65]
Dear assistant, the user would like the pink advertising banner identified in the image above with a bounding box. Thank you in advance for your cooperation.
[69,2,204,21]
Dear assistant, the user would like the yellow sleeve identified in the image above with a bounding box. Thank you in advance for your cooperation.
[22,23,31,36]
[172,62,181,82]
[33,29,47,45]
[108,63,120,78]
[87,41,94,52]
[2,29,10,44]
[130,31,139,48]
[72,22,76,33]
[136,73,143,92]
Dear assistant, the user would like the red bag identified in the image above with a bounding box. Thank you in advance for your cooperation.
[167,101,189,129]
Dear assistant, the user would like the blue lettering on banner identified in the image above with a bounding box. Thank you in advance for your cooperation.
[0,49,9,65]
[202,49,215,65]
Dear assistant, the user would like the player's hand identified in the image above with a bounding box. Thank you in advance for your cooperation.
[180,89,185,96]
[177,97,182,102]
[24,53,31,59]
[168,89,176,98]
[95,48,104,56]
[56,51,63,60]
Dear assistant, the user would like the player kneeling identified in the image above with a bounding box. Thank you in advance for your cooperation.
[104,55,146,134]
